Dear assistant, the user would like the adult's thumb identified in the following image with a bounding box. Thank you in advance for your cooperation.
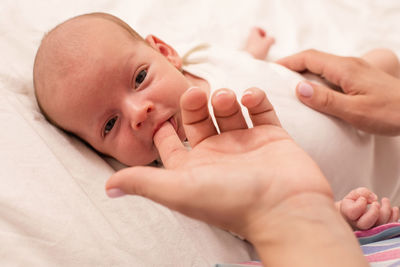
[105,166,187,210]
[296,81,353,120]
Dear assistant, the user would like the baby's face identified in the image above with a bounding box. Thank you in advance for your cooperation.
[45,18,190,166]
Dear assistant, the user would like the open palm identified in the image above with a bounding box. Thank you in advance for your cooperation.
[106,87,332,238]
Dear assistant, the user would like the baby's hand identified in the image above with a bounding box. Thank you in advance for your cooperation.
[336,187,399,230]
[245,27,275,60]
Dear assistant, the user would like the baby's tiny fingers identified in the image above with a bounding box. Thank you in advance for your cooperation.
[390,207,400,223]
[241,87,281,127]
[377,198,392,225]
[344,187,377,203]
[341,196,367,221]
[356,202,380,230]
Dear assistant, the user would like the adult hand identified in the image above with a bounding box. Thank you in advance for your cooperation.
[106,87,366,266]
[106,86,329,235]
[277,49,400,135]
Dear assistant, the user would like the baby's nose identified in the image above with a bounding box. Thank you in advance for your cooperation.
[130,105,153,131]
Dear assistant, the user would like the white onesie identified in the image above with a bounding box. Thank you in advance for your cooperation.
[183,45,400,203]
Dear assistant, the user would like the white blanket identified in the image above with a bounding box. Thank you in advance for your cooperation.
[1,0,400,266]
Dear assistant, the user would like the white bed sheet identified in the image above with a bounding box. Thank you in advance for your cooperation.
[1,0,400,266]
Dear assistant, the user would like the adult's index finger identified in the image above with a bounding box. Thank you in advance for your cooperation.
[153,121,186,169]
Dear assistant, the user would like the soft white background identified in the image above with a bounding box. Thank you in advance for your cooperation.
[1,0,400,266]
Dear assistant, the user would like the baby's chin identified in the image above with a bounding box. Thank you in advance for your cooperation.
[115,149,160,168]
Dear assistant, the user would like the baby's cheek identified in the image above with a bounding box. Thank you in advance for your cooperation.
[114,137,157,167]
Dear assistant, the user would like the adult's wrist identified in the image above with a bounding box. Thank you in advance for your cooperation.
[245,192,368,267]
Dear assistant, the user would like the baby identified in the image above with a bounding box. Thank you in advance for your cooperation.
[33,12,399,230]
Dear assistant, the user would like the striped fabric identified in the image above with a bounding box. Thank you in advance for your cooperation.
[361,237,400,266]
[218,223,400,267]
[215,262,262,267]
[358,223,400,266]
[356,223,400,245]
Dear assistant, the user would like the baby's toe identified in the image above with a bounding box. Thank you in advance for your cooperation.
[264,36,275,46]
[252,27,266,39]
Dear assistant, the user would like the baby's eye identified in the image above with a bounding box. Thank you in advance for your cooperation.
[104,116,118,136]
[135,69,147,89]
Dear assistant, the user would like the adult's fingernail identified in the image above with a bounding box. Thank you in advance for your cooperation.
[215,89,230,97]
[186,86,200,93]
[242,89,253,97]
[106,188,126,198]
[298,82,314,98]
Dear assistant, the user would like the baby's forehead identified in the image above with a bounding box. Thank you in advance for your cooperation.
[43,17,137,75]
[35,19,124,119]
[52,17,125,49]
[39,14,145,76]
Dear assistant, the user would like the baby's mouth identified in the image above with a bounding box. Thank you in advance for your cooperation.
[152,116,179,140]
[168,116,178,133]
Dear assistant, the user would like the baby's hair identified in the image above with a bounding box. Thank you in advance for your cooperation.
[33,12,144,127]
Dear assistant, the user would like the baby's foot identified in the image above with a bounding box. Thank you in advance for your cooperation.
[336,187,399,230]
[245,27,275,60]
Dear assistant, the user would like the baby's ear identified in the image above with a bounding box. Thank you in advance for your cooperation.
[145,35,182,69]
